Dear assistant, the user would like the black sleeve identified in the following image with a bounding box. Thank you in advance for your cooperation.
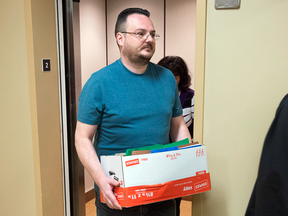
[246,94,288,216]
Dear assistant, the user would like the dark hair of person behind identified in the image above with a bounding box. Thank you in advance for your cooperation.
[158,56,192,90]
[115,8,150,37]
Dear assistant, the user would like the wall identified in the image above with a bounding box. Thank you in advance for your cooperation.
[28,1,64,214]
[166,0,196,89]
[0,0,64,215]
[201,0,288,215]
[0,1,37,215]
[80,0,106,87]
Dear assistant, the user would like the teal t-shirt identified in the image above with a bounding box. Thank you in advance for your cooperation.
[77,59,182,158]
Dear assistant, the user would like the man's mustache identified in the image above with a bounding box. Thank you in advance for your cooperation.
[142,44,153,49]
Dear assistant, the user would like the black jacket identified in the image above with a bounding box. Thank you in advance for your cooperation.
[246,94,288,216]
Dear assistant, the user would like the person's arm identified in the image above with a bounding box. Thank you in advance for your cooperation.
[170,115,192,143]
[75,121,122,210]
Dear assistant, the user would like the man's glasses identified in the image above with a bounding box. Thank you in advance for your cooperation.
[121,30,160,41]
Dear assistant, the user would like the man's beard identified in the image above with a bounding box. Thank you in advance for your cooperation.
[124,44,154,66]
[130,54,151,66]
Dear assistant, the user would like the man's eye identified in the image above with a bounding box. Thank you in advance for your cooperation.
[150,33,156,37]
[136,32,145,36]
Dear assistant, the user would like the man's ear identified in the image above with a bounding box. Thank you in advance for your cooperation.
[116,32,124,47]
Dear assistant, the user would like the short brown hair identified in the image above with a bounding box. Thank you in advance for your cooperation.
[115,8,150,37]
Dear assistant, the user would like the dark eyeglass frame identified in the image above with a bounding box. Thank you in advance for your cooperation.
[121,31,160,41]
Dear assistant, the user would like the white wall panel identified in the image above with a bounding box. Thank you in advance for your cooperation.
[166,0,196,88]
[80,0,106,87]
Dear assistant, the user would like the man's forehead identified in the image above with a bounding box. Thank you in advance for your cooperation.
[126,13,154,29]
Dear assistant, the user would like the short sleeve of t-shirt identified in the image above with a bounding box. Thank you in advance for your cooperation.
[77,75,103,125]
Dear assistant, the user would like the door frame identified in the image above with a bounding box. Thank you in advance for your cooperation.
[192,1,207,215]
[56,0,86,215]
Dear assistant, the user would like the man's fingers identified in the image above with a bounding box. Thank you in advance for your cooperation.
[101,183,122,210]
[99,176,122,210]
[108,178,120,187]
[103,193,122,210]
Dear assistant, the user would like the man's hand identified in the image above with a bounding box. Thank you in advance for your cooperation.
[74,121,122,210]
[98,176,122,210]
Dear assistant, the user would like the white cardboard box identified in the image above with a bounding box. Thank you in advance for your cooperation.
[100,144,211,207]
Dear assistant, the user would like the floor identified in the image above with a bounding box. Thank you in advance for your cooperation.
[85,199,192,216]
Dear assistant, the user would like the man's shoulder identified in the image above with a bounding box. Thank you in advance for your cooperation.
[90,59,120,78]
[148,62,173,76]
[98,60,120,72]
[149,61,168,70]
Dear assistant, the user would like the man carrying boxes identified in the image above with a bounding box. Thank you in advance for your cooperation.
[75,7,209,216]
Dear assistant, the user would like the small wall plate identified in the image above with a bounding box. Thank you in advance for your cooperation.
[215,0,241,9]
[42,59,51,72]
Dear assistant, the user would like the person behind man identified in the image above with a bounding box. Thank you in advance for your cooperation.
[158,56,195,216]
[75,8,191,215]
[158,56,194,138]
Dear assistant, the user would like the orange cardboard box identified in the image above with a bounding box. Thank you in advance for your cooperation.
[100,144,211,207]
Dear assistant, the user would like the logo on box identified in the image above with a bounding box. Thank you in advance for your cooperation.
[196,170,206,175]
[183,186,193,191]
[125,159,139,167]
[194,180,209,191]
[117,194,124,199]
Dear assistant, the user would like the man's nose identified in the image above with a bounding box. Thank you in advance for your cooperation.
[144,33,154,42]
